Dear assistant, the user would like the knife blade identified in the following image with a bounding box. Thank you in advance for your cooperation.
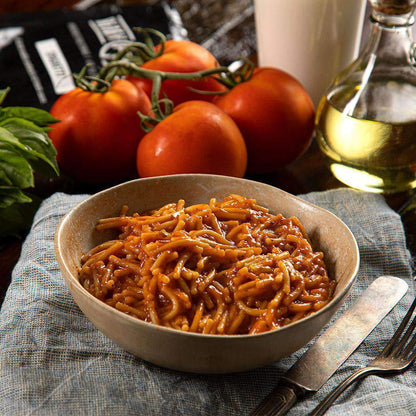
[250,275,409,416]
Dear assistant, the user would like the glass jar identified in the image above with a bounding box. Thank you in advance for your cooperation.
[315,0,416,193]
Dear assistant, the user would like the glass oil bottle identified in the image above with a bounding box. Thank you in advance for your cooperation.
[315,0,416,193]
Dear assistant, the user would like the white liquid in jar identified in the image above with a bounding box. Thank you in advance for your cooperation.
[254,0,366,107]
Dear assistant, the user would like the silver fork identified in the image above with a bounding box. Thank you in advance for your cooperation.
[309,296,416,416]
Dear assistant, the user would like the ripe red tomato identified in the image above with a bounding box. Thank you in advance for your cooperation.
[126,40,225,106]
[48,79,151,184]
[213,67,315,174]
[136,101,247,178]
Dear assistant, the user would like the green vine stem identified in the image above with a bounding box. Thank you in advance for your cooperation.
[111,28,166,63]
[99,60,232,131]
[73,26,256,131]
[183,60,255,97]
[97,28,167,83]
[74,59,256,130]
[73,65,111,93]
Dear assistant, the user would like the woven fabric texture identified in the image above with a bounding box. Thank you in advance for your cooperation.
[0,188,414,415]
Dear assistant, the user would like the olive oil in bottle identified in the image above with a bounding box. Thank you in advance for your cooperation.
[315,0,416,193]
[316,82,416,193]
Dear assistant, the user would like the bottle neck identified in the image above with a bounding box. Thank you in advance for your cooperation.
[363,13,414,62]
[371,7,415,26]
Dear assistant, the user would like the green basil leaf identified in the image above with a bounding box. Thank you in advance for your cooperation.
[0,169,12,186]
[0,88,10,106]
[0,119,59,175]
[0,146,34,188]
[0,186,32,209]
[0,107,59,127]
[0,126,26,151]
[0,89,60,239]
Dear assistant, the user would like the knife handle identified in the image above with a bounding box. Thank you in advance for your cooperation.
[250,381,305,416]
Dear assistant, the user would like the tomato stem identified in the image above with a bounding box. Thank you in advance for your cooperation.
[137,72,173,132]
[101,60,230,83]
[74,65,112,92]
[101,28,166,70]
[98,59,254,129]
[74,27,255,98]
[213,58,255,89]
[101,60,228,131]
[72,29,256,130]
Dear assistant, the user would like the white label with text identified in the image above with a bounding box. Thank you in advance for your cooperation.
[35,38,75,95]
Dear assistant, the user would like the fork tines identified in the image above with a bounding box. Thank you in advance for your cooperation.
[381,296,416,360]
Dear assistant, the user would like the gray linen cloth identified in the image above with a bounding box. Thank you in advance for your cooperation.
[0,188,414,416]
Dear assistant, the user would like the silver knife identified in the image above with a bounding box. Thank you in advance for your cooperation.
[250,275,409,416]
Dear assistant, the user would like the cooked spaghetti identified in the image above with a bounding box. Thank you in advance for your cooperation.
[79,194,335,335]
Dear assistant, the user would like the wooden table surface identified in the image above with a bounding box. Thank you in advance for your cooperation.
[1,0,415,304]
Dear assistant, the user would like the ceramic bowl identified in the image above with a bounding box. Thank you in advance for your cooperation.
[55,174,359,373]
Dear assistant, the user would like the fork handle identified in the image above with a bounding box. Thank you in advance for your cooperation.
[309,367,379,416]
